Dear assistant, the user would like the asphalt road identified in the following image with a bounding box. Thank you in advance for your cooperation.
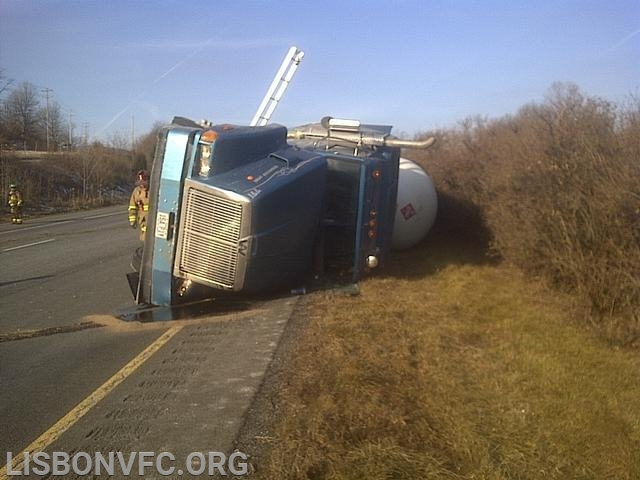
[0,206,297,478]
[0,205,138,332]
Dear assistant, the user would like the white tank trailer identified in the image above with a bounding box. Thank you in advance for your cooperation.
[392,158,438,250]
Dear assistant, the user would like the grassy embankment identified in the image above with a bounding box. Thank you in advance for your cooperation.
[255,225,640,479]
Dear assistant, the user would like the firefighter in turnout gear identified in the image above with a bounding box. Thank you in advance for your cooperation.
[7,183,24,224]
[129,170,149,241]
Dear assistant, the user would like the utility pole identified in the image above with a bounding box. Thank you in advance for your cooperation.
[41,88,53,151]
[67,110,74,148]
[131,113,135,172]
[82,122,89,145]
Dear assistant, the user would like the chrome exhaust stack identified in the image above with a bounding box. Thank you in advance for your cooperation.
[288,117,436,151]
[382,136,436,149]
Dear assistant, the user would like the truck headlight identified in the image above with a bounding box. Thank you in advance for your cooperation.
[198,144,212,177]
[197,130,218,177]
[366,255,379,268]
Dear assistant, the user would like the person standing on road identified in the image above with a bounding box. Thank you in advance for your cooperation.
[7,183,24,224]
[128,170,149,241]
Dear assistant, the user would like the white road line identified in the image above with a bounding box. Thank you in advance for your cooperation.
[0,220,73,235]
[2,238,56,252]
[0,210,122,236]
[83,211,123,220]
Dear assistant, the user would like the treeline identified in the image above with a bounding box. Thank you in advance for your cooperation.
[0,131,161,214]
[0,70,164,214]
[0,133,161,215]
[410,83,639,343]
[0,71,160,155]
[0,76,73,151]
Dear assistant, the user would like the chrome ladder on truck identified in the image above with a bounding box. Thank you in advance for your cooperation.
[250,46,305,127]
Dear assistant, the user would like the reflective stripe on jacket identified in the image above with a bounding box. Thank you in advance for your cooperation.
[128,186,149,236]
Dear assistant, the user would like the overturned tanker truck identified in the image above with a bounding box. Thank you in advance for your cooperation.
[129,48,437,307]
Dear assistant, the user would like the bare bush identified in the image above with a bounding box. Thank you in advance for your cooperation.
[1,145,131,215]
[409,83,640,343]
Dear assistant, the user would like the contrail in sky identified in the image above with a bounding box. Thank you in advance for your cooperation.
[152,41,209,84]
[610,28,640,51]
[98,93,145,135]
[97,31,228,137]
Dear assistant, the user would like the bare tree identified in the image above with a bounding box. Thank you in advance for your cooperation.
[4,82,40,150]
[107,130,129,150]
[37,100,65,149]
[0,69,13,98]
[75,142,100,200]
[136,121,163,170]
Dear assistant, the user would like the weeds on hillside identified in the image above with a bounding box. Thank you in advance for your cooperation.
[0,145,132,216]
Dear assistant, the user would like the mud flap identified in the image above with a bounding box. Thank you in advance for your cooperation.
[126,272,140,299]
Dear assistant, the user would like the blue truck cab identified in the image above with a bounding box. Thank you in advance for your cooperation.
[134,117,400,306]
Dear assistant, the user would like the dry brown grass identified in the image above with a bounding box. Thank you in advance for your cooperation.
[255,232,640,479]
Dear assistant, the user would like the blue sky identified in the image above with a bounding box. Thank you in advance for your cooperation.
[1,0,638,142]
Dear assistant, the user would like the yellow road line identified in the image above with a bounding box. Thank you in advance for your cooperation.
[0,325,183,479]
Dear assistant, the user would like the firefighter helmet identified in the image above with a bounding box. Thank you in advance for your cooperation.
[136,170,149,186]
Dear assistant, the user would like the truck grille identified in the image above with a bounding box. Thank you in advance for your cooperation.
[178,187,244,289]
